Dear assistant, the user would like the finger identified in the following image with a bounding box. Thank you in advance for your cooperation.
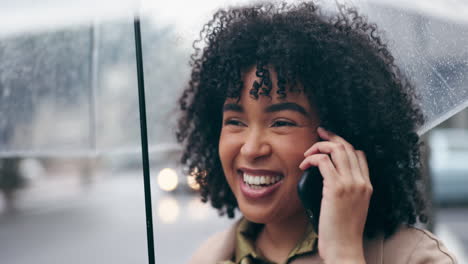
[316,127,330,140]
[305,127,346,155]
[304,141,346,156]
[318,127,351,149]
[304,141,351,176]
[299,154,339,182]
[317,128,362,182]
[356,150,370,182]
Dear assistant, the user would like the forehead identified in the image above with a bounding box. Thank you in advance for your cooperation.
[224,65,312,109]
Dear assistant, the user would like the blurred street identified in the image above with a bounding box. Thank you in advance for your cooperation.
[0,170,466,264]
[435,207,468,260]
[0,172,235,264]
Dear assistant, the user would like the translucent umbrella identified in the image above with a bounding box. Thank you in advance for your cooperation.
[1,0,467,167]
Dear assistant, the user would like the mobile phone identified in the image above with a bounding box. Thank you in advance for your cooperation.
[297,167,323,231]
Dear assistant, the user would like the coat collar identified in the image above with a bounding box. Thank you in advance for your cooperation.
[216,219,384,264]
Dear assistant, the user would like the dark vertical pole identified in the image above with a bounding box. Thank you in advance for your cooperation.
[133,17,156,264]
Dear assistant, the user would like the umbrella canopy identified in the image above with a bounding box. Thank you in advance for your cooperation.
[1,0,467,158]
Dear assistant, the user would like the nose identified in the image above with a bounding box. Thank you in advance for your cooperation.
[240,128,272,161]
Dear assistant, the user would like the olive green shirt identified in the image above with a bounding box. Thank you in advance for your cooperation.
[220,218,318,264]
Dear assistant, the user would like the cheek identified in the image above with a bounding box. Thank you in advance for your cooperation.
[276,131,318,159]
[218,130,239,168]
[218,131,243,191]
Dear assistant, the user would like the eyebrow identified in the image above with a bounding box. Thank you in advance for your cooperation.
[223,102,309,116]
[265,102,309,116]
[223,103,243,112]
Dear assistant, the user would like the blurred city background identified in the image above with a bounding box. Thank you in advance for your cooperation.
[0,0,467,263]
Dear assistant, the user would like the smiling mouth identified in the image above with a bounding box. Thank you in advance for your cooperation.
[242,172,284,189]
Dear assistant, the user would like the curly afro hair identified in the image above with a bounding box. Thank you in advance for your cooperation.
[177,1,427,238]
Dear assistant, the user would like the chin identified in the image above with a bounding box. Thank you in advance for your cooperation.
[241,212,270,224]
[237,197,306,225]
[238,203,279,224]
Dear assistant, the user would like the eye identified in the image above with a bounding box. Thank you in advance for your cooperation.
[224,119,246,127]
[271,120,296,127]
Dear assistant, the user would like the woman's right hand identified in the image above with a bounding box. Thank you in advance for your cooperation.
[299,127,372,263]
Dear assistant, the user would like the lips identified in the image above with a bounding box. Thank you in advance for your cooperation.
[238,168,284,199]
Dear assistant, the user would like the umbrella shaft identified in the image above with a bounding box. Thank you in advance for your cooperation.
[134,17,156,264]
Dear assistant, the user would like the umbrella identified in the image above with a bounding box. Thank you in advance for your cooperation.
[0,0,467,263]
[3,0,464,156]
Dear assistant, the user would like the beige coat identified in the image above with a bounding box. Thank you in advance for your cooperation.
[189,222,457,264]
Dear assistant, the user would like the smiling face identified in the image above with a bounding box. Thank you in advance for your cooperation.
[219,65,321,224]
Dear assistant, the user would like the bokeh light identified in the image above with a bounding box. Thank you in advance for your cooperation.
[157,168,178,192]
[186,174,200,191]
[157,196,180,223]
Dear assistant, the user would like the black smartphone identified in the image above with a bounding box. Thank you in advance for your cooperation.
[297,167,323,231]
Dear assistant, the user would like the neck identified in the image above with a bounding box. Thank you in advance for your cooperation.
[256,210,309,262]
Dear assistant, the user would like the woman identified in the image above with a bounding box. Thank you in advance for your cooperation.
[177,2,456,263]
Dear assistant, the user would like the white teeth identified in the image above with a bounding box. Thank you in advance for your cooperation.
[242,173,282,186]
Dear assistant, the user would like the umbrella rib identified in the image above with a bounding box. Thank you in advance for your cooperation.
[422,56,454,93]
